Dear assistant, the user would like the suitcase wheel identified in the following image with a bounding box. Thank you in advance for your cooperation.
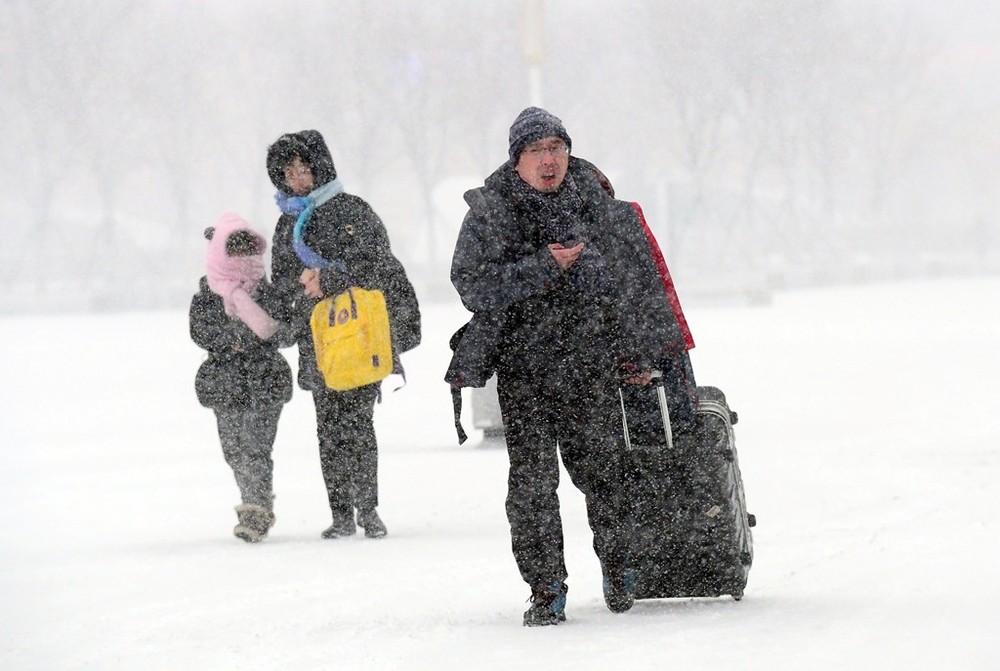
[748,513,757,528]
[730,410,738,425]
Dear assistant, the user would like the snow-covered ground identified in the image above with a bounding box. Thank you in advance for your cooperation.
[2,277,997,670]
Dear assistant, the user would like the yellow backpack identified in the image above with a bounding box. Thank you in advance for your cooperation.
[310,287,393,391]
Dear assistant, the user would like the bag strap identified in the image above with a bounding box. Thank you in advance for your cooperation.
[451,386,468,445]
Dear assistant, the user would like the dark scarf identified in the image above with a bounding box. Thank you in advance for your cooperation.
[491,165,588,247]
[488,164,614,300]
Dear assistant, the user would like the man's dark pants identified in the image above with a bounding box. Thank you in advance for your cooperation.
[497,365,630,589]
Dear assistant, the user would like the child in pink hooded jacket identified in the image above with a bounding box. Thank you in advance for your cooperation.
[190,213,297,542]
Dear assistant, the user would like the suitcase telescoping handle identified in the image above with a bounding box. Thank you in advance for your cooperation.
[650,371,673,450]
[620,370,673,451]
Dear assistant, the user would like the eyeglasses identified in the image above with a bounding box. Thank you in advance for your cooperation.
[524,142,569,158]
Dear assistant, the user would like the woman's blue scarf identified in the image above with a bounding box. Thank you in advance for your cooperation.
[274,178,343,216]
[276,179,348,271]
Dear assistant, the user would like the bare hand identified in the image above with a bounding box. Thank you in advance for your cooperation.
[621,361,654,385]
[299,268,324,299]
[548,242,585,271]
[624,371,654,385]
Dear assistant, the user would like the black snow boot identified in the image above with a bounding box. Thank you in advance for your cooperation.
[321,509,357,539]
[602,561,635,613]
[356,508,387,539]
[523,582,568,627]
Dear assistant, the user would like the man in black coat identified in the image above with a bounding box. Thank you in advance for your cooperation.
[267,130,421,540]
[451,107,683,626]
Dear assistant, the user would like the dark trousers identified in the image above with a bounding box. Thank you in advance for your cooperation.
[312,383,380,516]
[497,367,630,588]
[215,404,282,508]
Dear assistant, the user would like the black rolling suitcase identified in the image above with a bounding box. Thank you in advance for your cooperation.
[620,382,755,600]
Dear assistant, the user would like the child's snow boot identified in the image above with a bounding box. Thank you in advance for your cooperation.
[234,503,275,543]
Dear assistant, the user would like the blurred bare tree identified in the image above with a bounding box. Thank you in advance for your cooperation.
[0,0,996,312]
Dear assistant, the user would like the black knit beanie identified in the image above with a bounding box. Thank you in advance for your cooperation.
[508,107,572,165]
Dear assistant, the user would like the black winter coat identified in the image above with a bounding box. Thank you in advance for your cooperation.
[268,129,420,391]
[450,159,682,378]
[271,204,421,393]
[190,277,295,409]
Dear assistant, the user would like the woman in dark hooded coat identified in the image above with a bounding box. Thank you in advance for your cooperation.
[266,129,421,539]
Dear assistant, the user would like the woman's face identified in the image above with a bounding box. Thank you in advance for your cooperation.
[284,156,315,196]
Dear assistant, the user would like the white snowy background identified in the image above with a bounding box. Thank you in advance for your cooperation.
[4,1,999,312]
[2,276,997,670]
[2,1,998,668]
